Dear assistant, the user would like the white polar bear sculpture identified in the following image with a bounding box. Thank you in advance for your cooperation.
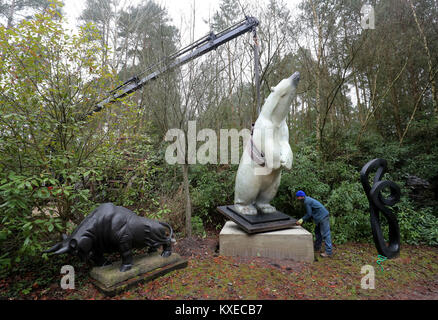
[234,71,300,215]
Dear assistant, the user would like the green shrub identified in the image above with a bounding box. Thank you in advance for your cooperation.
[325,181,371,244]
[273,146,330,216]
[190,164,236,226]
[0,173,64,274]
[0,7,126,273]
[326,181,369,217]
[396,199,438,246]
[191,215,207,238]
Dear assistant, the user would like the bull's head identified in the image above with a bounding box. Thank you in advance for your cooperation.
[44,234,72,255]
[44,235,89,261]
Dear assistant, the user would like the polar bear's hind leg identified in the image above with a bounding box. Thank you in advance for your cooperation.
[234,162,260,216]
[255,203,276,214]
[255,172,281,214]
[234,204,258,215]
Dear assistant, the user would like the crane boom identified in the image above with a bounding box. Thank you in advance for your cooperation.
[93,16,259,114]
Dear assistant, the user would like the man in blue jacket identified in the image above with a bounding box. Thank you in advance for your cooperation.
[295,190,333,257]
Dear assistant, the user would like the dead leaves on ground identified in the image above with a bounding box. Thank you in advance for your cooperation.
[2,242,437,300]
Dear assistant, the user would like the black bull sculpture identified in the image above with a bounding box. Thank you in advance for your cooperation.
[44,203,174,272]
[360,158,401,258]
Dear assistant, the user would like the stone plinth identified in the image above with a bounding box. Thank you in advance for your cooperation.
[217,205,297,234]
[219,221,314,262]
[90,252,187,296]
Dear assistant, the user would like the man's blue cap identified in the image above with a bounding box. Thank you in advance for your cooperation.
[296,190,306,197]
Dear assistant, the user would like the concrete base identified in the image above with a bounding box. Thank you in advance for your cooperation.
[89,252,187,296]
[219,221,314,262]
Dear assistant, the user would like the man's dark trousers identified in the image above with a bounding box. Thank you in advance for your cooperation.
[314,216,332,255]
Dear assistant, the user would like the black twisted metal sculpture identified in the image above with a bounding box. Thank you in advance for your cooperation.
[360,159,401,258]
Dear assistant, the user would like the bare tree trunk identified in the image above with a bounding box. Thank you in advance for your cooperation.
[181,162,192,238]
[353,72,364,124]
[227,43,234,126]
[309,0,323,146]
[7,0,16,29]
[390,85,403,141]
[356,60,408,144]
[408,0,437,117]
[178,0,197,239]
[400,67,438,146]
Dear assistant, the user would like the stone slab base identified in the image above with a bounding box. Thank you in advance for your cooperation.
[217,205,297,234]
[90,252,188,296]
[219,221,314,262]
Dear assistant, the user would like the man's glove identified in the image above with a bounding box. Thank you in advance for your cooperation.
[296,219,303,226]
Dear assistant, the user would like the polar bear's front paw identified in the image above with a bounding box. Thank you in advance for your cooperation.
[280,153,293,170]
[234,204,258,215]
[255,203,277,214]
[280,157,292,170]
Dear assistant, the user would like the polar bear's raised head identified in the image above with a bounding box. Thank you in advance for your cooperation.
[260,71,300,125]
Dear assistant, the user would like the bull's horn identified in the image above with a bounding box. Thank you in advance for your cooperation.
[52,245,70,255]
[44,242,62,253]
